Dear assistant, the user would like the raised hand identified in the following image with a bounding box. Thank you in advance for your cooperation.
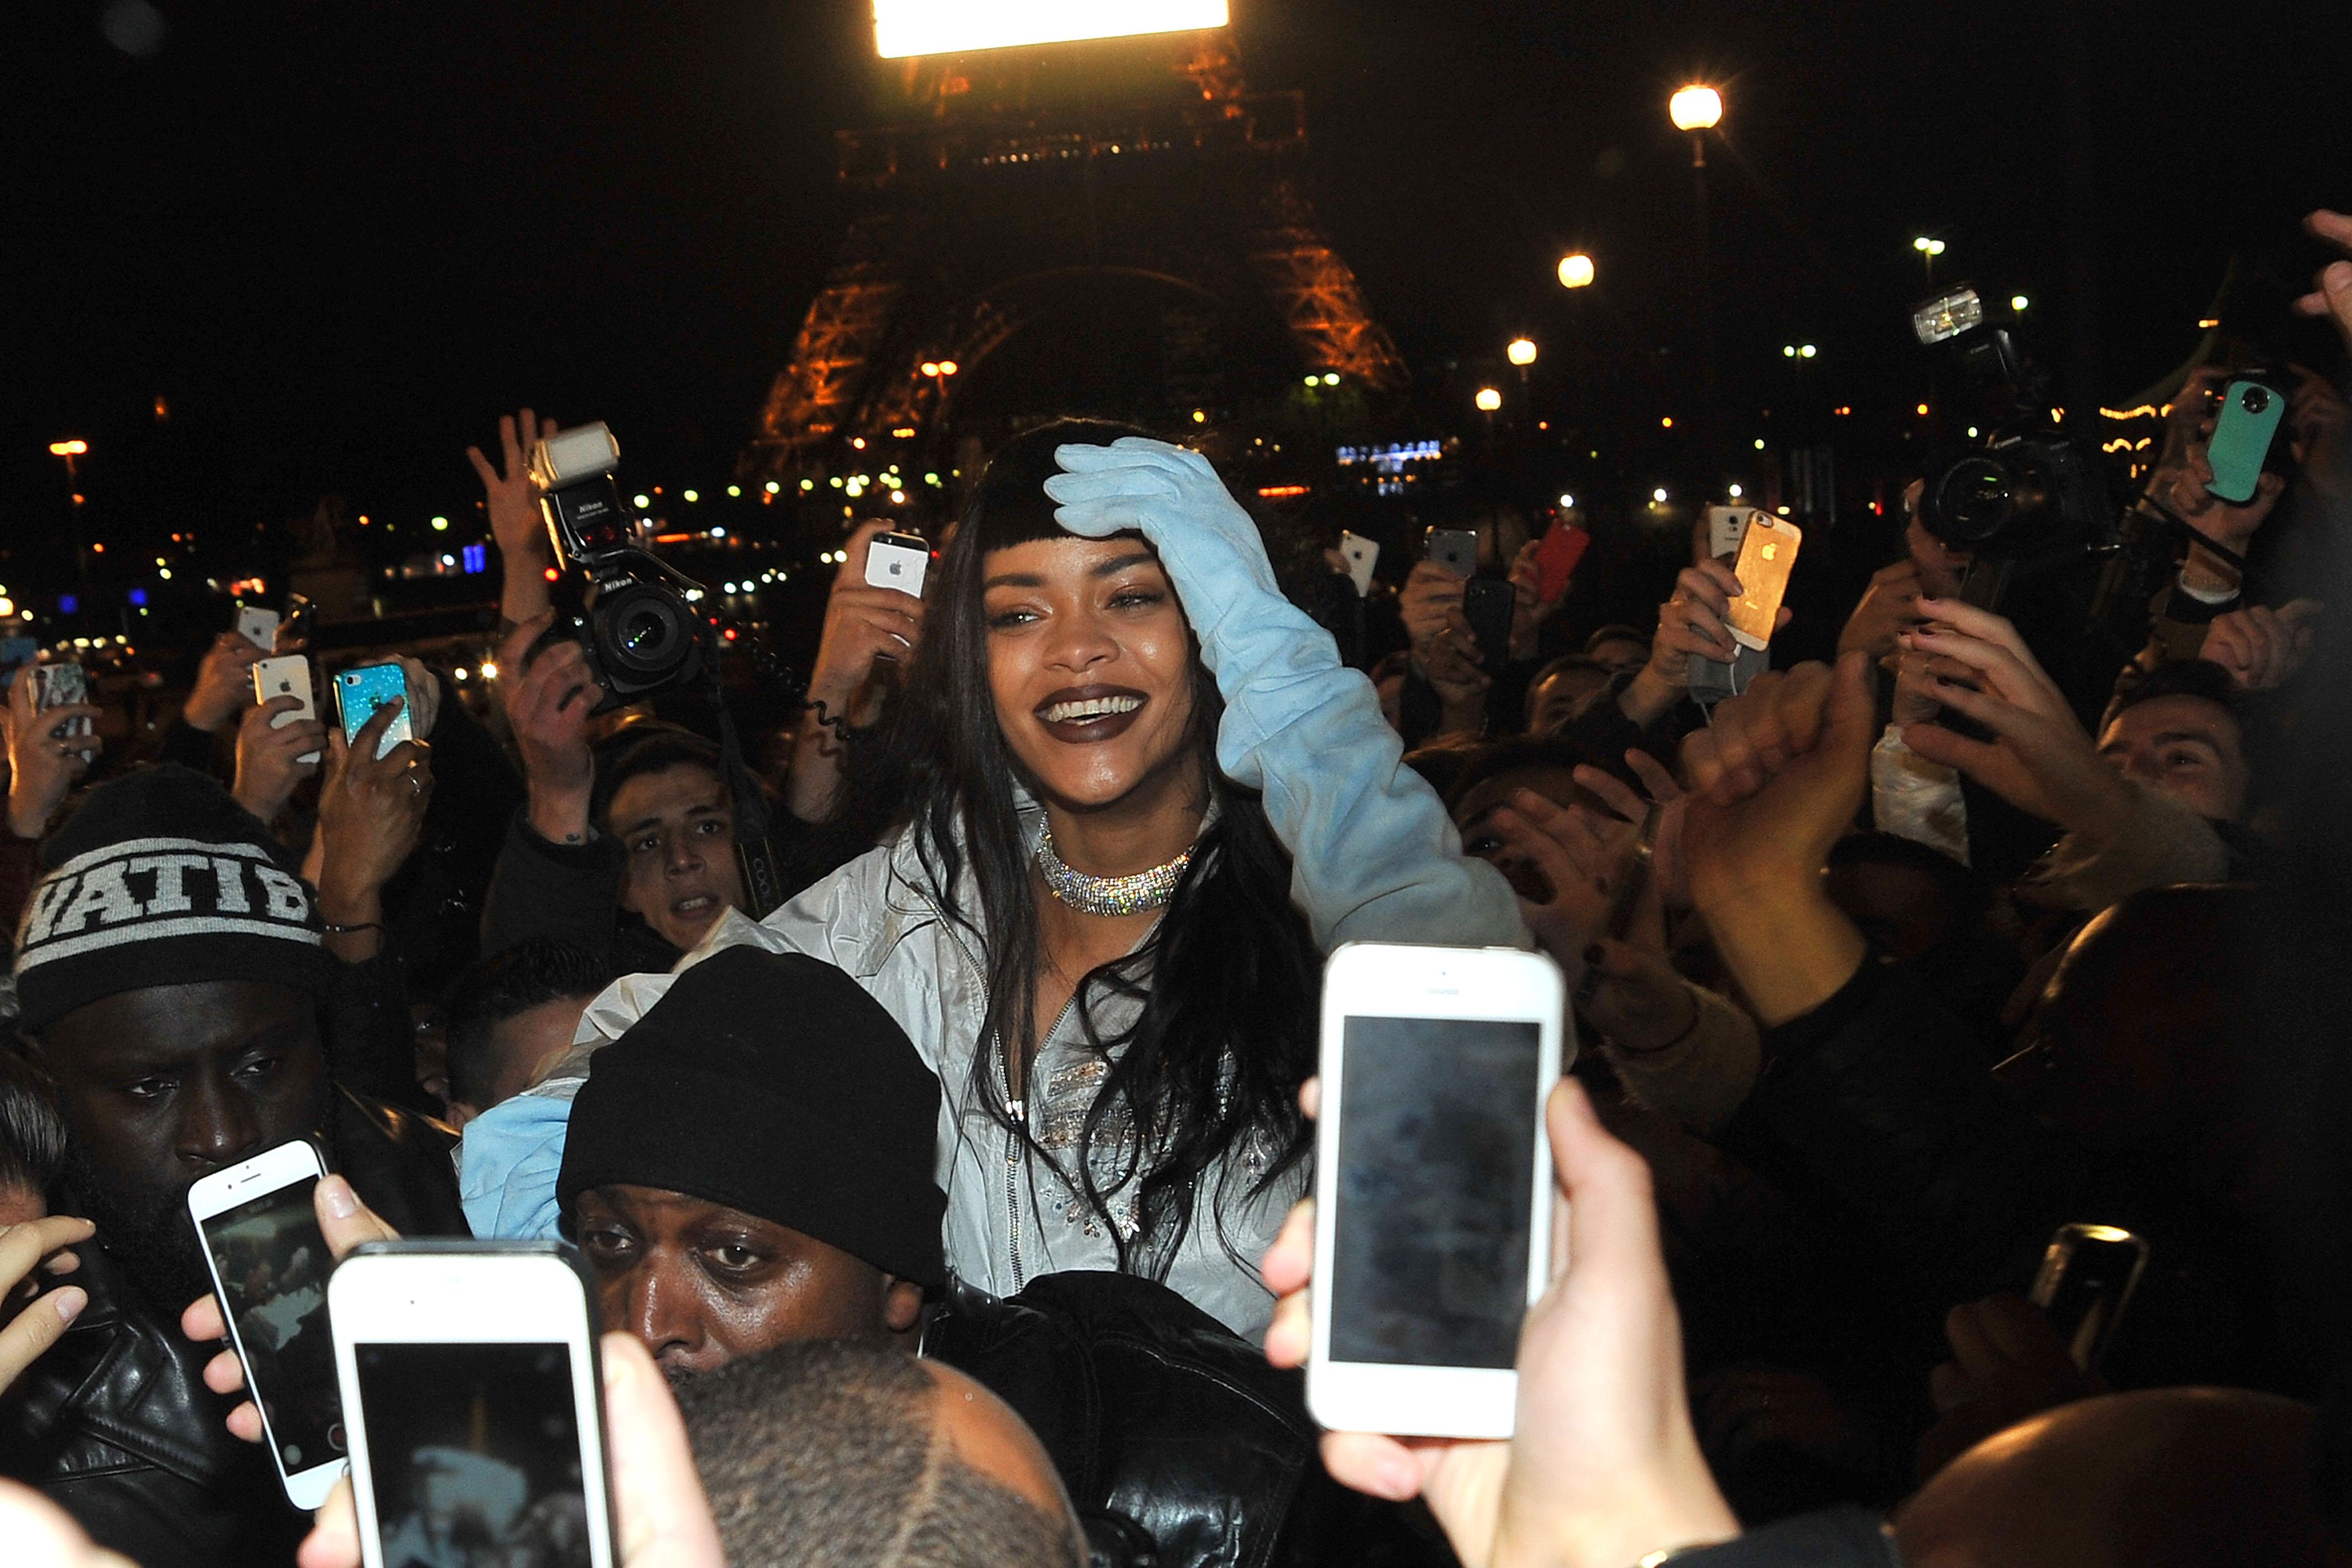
[1263,1079,1739,1568]
[2200,599,2323,691]
[1895,597,2127,835]
[313,699,434,960]
[785,522,928,821]
[499,613,602,844]
[1677,653,1875,1026]
[184,629,267,734]
[468,408,561,626]
[231,694,326,825]
[1,1215,93,1394]
[1914,1294,2099,1481]
[5,673,102,840]
[1838,558,1926,660]
[2294,210,2352,355]
[1506,538,1569,661]
[1620,560,1789,727]
[1399,560,1472,658]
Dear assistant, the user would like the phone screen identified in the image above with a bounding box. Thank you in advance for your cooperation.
[1726,518,1801,649]
[356,1342,591,1567]
[1329,1016,1541,1369]
[199,1176,344,1476]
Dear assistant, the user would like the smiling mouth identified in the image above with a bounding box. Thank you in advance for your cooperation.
[1034,686,1148,743]
[670,893,720,919]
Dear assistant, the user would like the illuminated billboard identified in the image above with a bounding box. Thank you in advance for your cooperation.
[874,1,1230,59]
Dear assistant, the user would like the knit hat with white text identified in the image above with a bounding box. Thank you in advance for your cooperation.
[12,765,330,1032]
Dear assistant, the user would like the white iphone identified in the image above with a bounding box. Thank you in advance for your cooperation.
[864,531,930,598]
[237,605,282,653]
[331,1243,618,1568]
[1338,532,1380,597]
[1705,504,1758,563]
[251,654,320,765]
[186,1138,347,1508]
[1309,942,1566,1440]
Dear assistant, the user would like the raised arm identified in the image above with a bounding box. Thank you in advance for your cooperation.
[1045,438,1526,951]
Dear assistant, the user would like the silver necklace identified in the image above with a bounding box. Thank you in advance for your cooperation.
[1035,824,1195,917]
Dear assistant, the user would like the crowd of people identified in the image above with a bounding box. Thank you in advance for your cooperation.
[3,210,2351,1568]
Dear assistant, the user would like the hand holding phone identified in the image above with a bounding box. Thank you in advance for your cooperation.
[334,664,415,761]
[1309,943,1567,1440]
[186,1139,347,1507]
[30,663,95,739]
[1268,1073,1740,1565]
[1338,532,1380,598]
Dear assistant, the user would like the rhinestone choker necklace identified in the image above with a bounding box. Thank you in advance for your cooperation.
[1035,825,1195,917]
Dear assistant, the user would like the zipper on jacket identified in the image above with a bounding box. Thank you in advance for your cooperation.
[1002,988,1079,1292]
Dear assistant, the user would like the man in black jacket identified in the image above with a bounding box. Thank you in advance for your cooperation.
[548,946,1445,1568]
[2,765,466,1568]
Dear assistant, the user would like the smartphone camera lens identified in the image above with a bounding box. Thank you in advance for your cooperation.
[2242,386,2270,414]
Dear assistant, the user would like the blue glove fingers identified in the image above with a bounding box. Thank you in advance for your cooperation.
[1040,466,1185,507]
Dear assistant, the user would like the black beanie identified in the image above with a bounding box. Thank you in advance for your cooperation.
[13,765,331,1033]
[556,946,947,1293]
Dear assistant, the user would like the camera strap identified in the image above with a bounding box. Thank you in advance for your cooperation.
[710,653,787,920]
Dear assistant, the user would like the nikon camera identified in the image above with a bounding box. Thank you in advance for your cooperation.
[529,423,711,710]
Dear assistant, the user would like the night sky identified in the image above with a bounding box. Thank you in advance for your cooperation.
[4,0,2343,577]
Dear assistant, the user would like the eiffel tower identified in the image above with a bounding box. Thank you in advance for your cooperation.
[741,29,1406,481]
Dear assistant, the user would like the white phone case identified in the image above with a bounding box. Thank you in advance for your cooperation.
[330,1248,616,1568]
[1307,942,1567,1440]
[1339,533,1380,597]
[252,655,320,764]
[238,606,281,653]
[186,1139,344,1509]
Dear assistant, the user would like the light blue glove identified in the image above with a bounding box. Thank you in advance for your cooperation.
[1044,437,1526,952]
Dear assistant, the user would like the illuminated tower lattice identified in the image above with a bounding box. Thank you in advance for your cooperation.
[742,35,1406,480]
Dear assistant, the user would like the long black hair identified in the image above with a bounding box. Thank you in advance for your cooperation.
[890,419,1318,1277]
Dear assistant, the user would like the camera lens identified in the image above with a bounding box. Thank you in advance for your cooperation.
[1927,455,2018,548]
[2242,386,2270,414]
[618,608,669,657]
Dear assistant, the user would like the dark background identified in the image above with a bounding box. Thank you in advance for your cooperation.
[2,0,2343,580]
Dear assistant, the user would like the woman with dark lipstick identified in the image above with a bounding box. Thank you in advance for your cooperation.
[469,420,1526,1335]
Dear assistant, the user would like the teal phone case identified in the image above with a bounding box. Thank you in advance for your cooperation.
[2204,379,2287,505]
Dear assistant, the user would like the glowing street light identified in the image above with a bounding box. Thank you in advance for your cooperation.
[48,440,89,458]
[1474,387,1503,413]
[1506,338,1538,367]
[1913,234,1948,285]
[1669,85,1723,132]
[2011,294,2030,312]
[1557,253,1595,289]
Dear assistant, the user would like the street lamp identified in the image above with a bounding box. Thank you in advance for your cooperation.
[1669,85,1723,137]
[2010,294,2030,312]
[1557,253,1595,289]
[1475,387,1503,413]
[1669,85,1724,456]
[1506,338,1537,367]
[1912,235,1947,285]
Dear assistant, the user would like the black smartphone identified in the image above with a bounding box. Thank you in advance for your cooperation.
[1463,579,1515,668]
[2030,1222,2149,1372]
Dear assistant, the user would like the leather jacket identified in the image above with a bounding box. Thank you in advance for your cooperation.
[0,1088,465,1567]
[927,1272,1453,1568]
